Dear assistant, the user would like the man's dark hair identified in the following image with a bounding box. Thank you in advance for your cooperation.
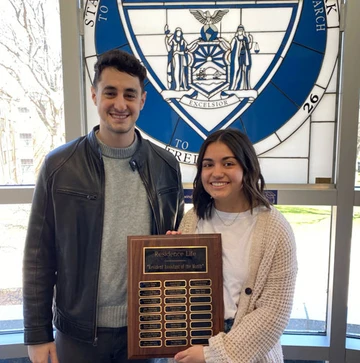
[193,128,271,219]
[93,49,147,91]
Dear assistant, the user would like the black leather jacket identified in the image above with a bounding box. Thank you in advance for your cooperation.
[23,126,184,345]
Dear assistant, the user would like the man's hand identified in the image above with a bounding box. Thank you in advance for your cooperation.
[174,345,205,363]
[28,342,59,363]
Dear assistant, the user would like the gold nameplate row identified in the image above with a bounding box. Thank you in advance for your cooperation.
[127,234,223,359]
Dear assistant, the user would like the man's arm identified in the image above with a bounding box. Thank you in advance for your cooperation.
[23,159,57,345]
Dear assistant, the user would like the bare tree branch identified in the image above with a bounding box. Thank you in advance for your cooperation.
[0,0,64,177]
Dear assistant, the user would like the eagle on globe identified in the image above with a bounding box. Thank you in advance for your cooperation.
[189,9,229,41]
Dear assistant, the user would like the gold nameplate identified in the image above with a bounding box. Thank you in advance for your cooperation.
[127,234,223,359]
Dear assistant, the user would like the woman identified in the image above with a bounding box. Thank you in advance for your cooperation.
[172,129,297,362]
[229,25,253,90]
[165,27,189,91]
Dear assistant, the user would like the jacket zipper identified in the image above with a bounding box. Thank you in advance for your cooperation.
[93,156,105,346]
[57,189,97,200]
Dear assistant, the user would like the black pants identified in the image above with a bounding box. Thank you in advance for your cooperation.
[55,327,150,363]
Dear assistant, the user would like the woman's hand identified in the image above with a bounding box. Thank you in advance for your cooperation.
[174,345,205,363]
[166,230,182,235]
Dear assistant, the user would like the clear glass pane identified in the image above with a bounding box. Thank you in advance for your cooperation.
[356,106,360,187]
[0,204,30,333]
[347,206,360,337]
[0,0,65,186]
[276,206,331,334]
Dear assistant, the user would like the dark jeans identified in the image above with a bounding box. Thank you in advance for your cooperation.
[55,327,150,363]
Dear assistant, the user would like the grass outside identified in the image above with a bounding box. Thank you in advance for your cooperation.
[276,206,332,225]
[276,205,360,224]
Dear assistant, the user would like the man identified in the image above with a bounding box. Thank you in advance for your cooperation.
[23,49,184,363]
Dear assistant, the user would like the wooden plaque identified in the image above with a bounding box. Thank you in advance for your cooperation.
[127,234,223,359]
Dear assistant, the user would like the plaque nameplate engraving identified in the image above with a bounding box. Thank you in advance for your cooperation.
[165,321,187,330]
[164,280,186,287]
[189,279,211,286]
[139,289,161,297]
[191,338,208,345]
[165,330,187,338]
[140,281,161,288]
[190,296,212,304]
[140,340,162,347]
[190,313,212,320]
[128,234,223,359]
[139,298,161,305]
[139,306,161,314]
[139,315,161,322]
[165,313,187,321]
[191,321,213,329]
[164,288,187,296]
[189,288,212,295]
[140,331,162,339]
[190,305,212,312]
[139,323,162,330]
[190,329,212,337]
[165,305,186,313]
[164,297,186,304]
[165,339,187,347]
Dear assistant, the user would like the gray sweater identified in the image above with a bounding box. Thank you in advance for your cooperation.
[96,134,151,327]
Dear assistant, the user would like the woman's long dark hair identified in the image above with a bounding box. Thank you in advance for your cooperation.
[193,129,271,219]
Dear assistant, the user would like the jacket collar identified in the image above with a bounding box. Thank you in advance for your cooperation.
[87,125,147,165]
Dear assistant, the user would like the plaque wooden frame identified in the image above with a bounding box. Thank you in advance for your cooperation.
[127,234,223,359]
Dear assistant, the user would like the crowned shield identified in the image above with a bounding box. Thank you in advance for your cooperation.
[116,0,303,135]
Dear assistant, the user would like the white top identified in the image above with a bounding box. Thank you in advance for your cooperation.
[196,207,259,319]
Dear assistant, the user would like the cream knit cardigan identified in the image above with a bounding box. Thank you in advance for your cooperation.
[178,206,297,363]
